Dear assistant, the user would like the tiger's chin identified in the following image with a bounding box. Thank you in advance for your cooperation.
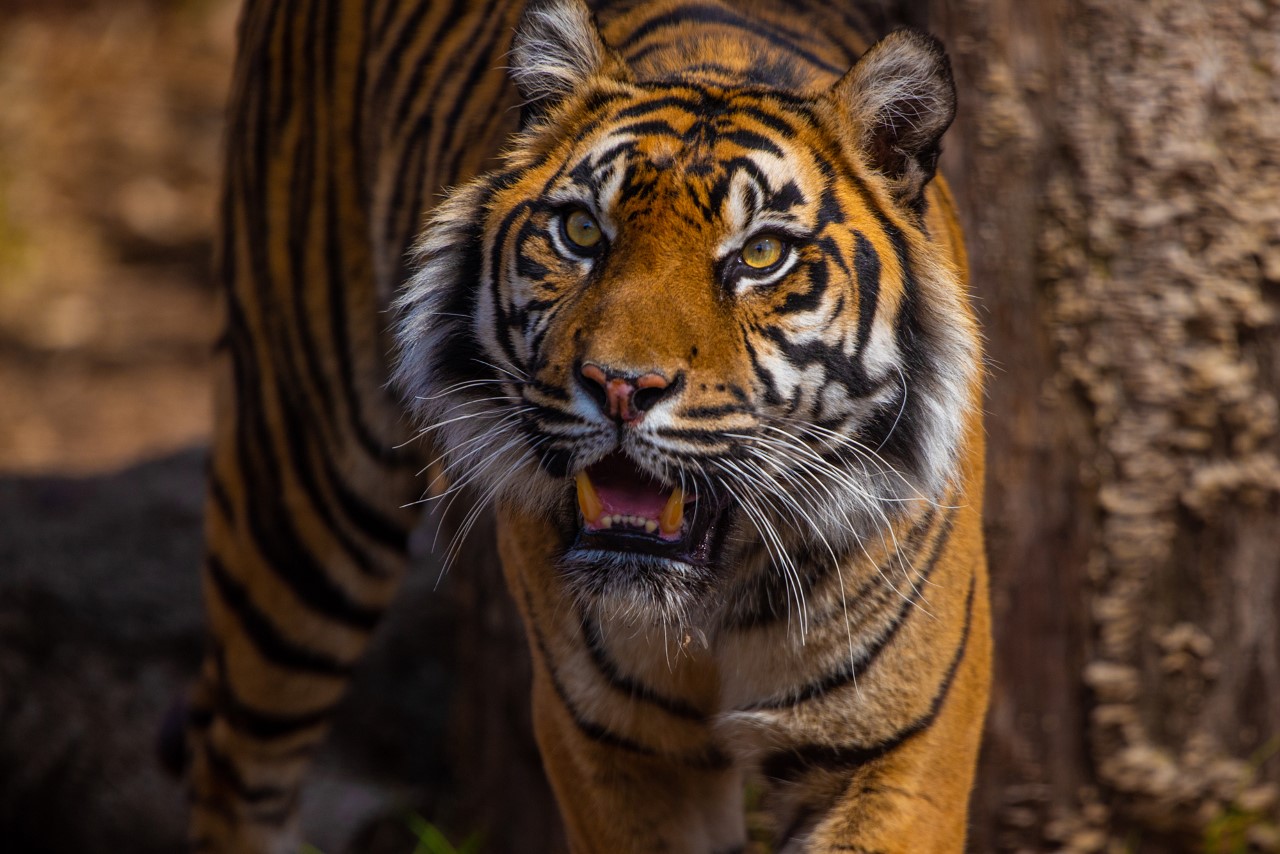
[555,451,735,625]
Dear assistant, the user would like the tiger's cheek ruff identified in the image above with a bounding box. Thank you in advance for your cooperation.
[393,176,575,522]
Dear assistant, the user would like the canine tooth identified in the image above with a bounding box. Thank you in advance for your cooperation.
[660,487,685,536]
[575,472,603,524]
[644,520,657,533]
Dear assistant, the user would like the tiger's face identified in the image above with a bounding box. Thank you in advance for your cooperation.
[394,2,978,623]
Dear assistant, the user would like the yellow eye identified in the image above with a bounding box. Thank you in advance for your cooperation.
[741,234,784,269]
[563,209,602,249]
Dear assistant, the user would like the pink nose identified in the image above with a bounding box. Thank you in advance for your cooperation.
[579,363,672,423]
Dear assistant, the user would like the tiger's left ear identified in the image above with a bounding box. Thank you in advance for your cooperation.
[827,29,956,211]
[511,0,631,126]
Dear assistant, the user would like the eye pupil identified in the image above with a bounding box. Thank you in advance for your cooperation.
[564,210,602,249]
[742,235,783,269]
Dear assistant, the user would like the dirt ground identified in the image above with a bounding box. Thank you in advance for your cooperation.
[0,3,462,851]
[0,0,228,476]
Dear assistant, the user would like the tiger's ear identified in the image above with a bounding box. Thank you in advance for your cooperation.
[828,29,956,211]
[511,0,630,125]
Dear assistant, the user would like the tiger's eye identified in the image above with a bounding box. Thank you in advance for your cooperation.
[564,209,602,249]
[741,235,784,269]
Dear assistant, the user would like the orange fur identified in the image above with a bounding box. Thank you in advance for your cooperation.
[187,1,989,851]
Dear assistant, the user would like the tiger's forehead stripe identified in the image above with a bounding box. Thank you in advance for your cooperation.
[551,89,830,232]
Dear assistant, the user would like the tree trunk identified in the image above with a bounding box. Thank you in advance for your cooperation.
[441,2,1280,851]
[928,0,1280,850]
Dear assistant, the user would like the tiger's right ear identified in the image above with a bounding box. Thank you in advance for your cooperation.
[511,0,630,125]
[827,29,956,212]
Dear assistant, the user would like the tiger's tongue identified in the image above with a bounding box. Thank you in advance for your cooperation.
[587,453,668,518]
[594,479,668,519]
[576,453,686,537]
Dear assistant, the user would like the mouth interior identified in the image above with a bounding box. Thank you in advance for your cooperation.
[572,452,724,565]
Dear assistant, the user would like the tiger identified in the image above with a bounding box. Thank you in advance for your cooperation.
[183,0,990,852]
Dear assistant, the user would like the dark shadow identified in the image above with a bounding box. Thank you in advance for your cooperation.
[0,449,474,854]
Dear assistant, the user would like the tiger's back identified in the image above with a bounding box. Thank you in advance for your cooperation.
[186,1,989,851]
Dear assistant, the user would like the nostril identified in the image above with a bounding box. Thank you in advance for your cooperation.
[577,363,680,421]
[578,363,609,410]
[632,372,676,413]
[632,385,665,412]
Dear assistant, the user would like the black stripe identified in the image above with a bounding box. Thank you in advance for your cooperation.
[519,583,728,769]
[777,255,829,316]
[206,555,354,677]
[621,3,844,77]
[488,202,535,369]
[375,0,464,132]
[741,324,785,407]
[740,509,955,711]
[434,6,512,180]
[679,403,751,419]
[613,117,684,139]
[271,332,406,576]
[521,584,661,756]
[383,1,481,305]
[224,309,383,630]
[213,648,337,742]
[208,473,236,527]
[721,502,937,637]
[199,740,291,805]
[760,569,977,783]
[654,426,736,446]
[851,231,881,365]
[736,96,815,136]
[271,0,299,134]
[272,29,413,555]
[717,128,785,158]
[613,94,707,121]
[321,167,415,469]
[579,613,708,721]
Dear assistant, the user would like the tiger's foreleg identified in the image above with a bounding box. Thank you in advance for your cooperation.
[531,678,749,854]
[184,329,424,851]
[767,561,991,854]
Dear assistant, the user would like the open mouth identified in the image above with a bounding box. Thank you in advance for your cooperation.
[571,452,728,566]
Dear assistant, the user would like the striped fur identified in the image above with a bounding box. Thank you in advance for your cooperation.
[187,1,989,852]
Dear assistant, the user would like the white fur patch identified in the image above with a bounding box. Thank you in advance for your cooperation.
[511,0,607,106]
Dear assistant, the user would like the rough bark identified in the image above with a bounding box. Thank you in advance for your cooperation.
[928,0,1280,850]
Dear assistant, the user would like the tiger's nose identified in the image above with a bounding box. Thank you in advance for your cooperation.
[578,363,677,423]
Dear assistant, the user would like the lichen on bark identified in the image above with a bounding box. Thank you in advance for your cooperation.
[1045,0,1280,847]
[934,0,1280,849]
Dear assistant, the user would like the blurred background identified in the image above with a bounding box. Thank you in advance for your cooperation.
[0,0,224,849]
[0,2,472,852]
[1,0,1278,852]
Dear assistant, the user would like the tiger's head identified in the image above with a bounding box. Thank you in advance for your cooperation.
[394,0,979,624]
